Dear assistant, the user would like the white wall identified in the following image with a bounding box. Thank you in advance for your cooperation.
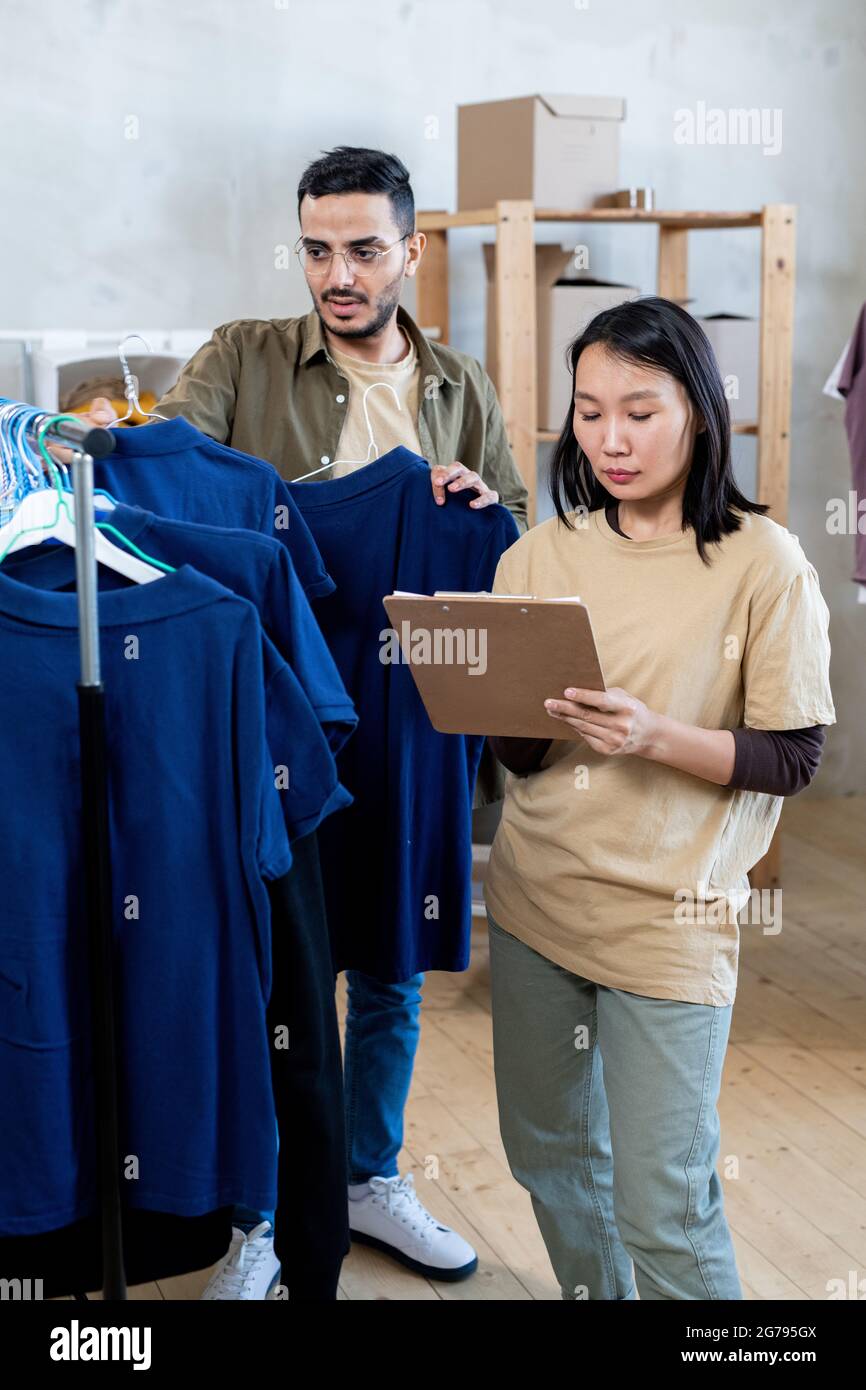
[2,0,864,793]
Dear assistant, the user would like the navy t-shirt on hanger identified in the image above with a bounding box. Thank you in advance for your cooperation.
[289,447,520,981]
[0,566,334,1235]
[86,416,334,602]
[4,503,358,757]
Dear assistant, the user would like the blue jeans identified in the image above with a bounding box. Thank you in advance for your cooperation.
[233,1203,275,1233]
[343,969,424,1184]
[487,912,743,1300]
[233,1124,278,1233]
[234,970,423,1231]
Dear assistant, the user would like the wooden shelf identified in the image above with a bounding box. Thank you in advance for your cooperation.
[416,201,791,525]
[418,208,763,232]
[536,420,759,443]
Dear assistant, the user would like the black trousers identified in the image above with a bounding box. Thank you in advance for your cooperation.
[267,830,349,1300]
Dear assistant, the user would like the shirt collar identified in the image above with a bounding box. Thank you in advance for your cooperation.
[287,446,425,507]
[299,305,461,388]
[0,563,228,626]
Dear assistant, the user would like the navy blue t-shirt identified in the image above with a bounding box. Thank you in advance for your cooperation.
[4,503,358,758]
[84,416,334,602]
[0,565,334,1234]
[289,448,520,980]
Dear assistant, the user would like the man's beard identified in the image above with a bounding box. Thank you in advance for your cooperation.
[317,272,403,340]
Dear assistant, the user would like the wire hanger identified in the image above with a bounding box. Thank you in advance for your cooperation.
[0,399,47,506]
[294,380,401,481]
[112,333,170,426]
[0,399,118,515]
[0,417,172,582]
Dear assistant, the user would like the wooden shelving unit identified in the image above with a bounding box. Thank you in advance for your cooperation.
[416,202,796,889]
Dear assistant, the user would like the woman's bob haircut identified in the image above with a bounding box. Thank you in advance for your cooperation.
[548,295,769,564]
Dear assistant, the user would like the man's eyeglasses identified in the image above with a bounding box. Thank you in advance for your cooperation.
[294,234,410,277]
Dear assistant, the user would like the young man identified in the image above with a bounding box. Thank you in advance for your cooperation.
[87,147,527,1295]
[144,146,528,526]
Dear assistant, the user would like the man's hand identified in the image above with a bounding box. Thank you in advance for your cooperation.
[543,686,660,757]
[44,397,118,471]
[76,396,119,429]
[430,461,499,510]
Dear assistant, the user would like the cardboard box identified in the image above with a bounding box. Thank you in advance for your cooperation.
[484,244,641,432]
[695,314,759,422]
[458,94,625,211]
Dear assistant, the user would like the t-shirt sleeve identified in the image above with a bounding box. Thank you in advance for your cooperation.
[264,477,336,602]
[261,633,353,842]
[474,511,521,593]
[154,324,239,442]
[234,618,293,883]
[741,564,837,730]
[257,771,294,882]
[262,548,358,754]
[490,536,526,596]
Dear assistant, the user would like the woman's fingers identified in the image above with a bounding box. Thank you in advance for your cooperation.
[545,697,609,727]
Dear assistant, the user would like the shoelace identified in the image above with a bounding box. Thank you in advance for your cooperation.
[369,1174,443,1237]
[206,1222,274,1297]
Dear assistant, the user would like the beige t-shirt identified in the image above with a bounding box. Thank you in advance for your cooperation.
[484,505,837,1007]
[328,331,421,476]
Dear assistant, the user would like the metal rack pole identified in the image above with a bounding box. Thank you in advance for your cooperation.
[70,445,126,1301]
[22,410,125,1298]
[25,414,125,1298]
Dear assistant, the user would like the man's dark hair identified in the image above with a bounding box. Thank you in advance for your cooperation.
[549,295,769,565]
[297,146,415,237]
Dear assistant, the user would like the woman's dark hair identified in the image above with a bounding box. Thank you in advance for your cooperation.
[297,146,414,238]
[549,295,768,564]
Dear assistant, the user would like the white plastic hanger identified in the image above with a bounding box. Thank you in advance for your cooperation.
[294,380,401,481]
[0,487,165,583]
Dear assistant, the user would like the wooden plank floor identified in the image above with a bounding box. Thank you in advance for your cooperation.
[65,795,866,1301]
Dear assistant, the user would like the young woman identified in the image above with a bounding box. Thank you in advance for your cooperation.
[484,297,836,1301]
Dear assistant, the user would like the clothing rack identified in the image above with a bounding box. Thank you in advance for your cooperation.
[24,414,127,1300]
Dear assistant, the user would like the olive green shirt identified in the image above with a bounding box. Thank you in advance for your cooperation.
[155,305,529,528]
[155,304,526,807]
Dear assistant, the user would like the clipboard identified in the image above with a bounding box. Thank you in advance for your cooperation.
[382,591,606,740]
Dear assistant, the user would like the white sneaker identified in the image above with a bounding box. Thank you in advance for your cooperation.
[200,1222,281,1300]
[348,1174,478,1281]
